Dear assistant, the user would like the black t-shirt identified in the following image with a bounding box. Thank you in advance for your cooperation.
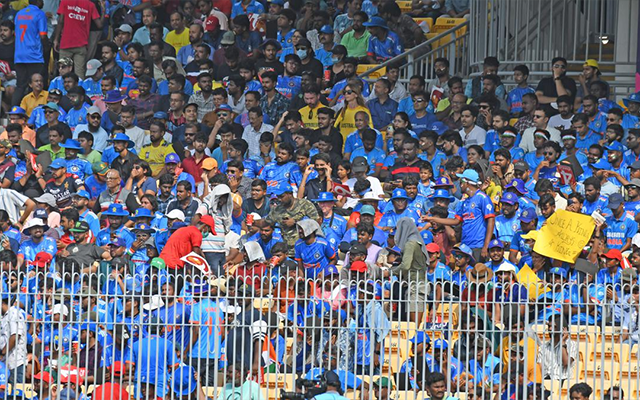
[0,41,15,70]
[388,159,422,182]
[255,58,284,76]
[242,198,271,218]
[67,243,105,266]
[299,58,324,81]
[536,76,578,102]
[45,174,84,208]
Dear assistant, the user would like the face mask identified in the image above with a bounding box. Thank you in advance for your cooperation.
[202,231,210,238]
[331,56,340,63]
[296,49,307,59]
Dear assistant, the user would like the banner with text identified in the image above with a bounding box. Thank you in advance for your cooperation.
[533,209,596,263]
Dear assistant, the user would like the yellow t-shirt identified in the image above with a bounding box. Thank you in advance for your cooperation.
[299,104,326,130]
[334,105,372,148]
[165,29,190,54]
[141,140,176,176]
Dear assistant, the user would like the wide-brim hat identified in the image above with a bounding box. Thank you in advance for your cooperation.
[466,263,494,284]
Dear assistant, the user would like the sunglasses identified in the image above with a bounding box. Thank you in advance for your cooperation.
[543,152,555,156]
[217,112,229,117]
[133,166,142,170]
[89,114,101,119]
[533,115,544,119]
[453,253,465,259]
[344,90,354,95]
[185,133,196,136]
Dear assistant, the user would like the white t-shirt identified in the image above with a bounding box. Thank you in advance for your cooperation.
[125,126,149,153]
[520,126,562,153]
[460,125,487,147]
[344,176,385,209]
[548,114,574,131]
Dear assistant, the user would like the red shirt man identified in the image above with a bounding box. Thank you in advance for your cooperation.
[159,215,215,268]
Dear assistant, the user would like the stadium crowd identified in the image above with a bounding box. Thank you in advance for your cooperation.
[0,0,638,398]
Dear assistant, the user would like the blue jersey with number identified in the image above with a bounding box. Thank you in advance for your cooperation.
[259,161,296,188]
[15,5,48,64]
[276,75,302,100]
[294,237,336,279]
[455,190,495,248]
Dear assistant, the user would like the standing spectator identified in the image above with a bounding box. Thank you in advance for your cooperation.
[537,315,578,380]
[53,0,104,79]
[0,297,27,385]
[13,0,48,107]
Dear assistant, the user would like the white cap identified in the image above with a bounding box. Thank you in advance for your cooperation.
[249,212,262,221]
[633,233,640,248]
[34,193,57,207]
[166,209,186,221]
[52,304,69,316]
[23,218,47,232]
[85,59,102,77]
[142,295,164,311]
[219,302,242,315]
[495,263,517,274]
[359,192,381,202]
[116,24,133,34]
[86,105,102,116]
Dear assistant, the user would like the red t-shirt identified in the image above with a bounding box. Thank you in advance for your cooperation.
[159,226,203,269]
[212,0,231,16]
[57,0,99,49]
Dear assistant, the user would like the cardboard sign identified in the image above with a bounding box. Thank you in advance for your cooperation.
[180,252,212,275]
[332,182,352,197]
[558,164,576,186]
[533,209,596,263]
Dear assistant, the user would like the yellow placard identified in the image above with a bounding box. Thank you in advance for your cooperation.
[533,209,596,263]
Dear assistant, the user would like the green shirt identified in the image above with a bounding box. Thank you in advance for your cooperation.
[38,144,65,160]
[216,381,264,400]
[80,150,102,168]
[340,30,371,58]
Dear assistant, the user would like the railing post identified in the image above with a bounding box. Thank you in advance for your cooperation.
[407,52,414,80]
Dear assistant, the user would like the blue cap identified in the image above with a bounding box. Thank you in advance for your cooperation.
[313,192,336,202]
[500,192,518,205]
[519,208,538,223]
[453,243,475,263]
[549,267,567,278]
[360,205,376,216]
[132,223,154,234]
[590,158,611,170]
[153,111,168,119]
[269,0,284,5]
[428,121,447,135]
[605,140,624,152]
[215,104,233,113]
[433,338,448,349]
[324,264,339,275]
[488,239,503,249]
[429,189,454,201]
[34,208,48,220]
[608,193,624,209]
[624,92,640,108]
[80,322,98,332]
[109,237,127,247]
[102,203,129,217]
[165,153,180,164]
[132,208,153,219]
[319,24,333,34]
[74,190,90,200]
[409,331,431,345]
[505,179,528,195]
[363,16,388,29]
[50,158,67,169]
[272,182,293,196]
[108,132,135,148]
[456,169,480,184]
[433,176,453,188]
[7,106,26,116]
[391,188,410,200]
[60,139,84,153]
[172,366,198,396]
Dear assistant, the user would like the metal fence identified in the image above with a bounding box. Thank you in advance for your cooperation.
[1,266,640,400]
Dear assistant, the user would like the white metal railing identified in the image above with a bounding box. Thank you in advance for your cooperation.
[2,264,640,400]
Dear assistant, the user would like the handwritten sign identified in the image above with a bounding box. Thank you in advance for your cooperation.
[533,209,596,263]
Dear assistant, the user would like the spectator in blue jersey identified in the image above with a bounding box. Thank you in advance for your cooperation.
[82,60,104,98]
[17,218,56,268]
[96,204,135,248]
[605,141,630,187]
[259,142,297,189]
[294,219,336,278]
[494,192,520,245]
[313,192,347,246]
[581,176,608,216]
[367,78,398,130]
[379,189,420,231]
[350,129,385,176]
[507,64,535,117]
[532,141,561,186]
[409,90,437,133]
[127,318,178,398]
[60,139,93,180]
[494,127,525,163]
[427,169,495,261]
[64,87,90,133]
[247,220,282,260]
[418,130,447,178]
[364,16,403,64]
[604,193,637,252]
